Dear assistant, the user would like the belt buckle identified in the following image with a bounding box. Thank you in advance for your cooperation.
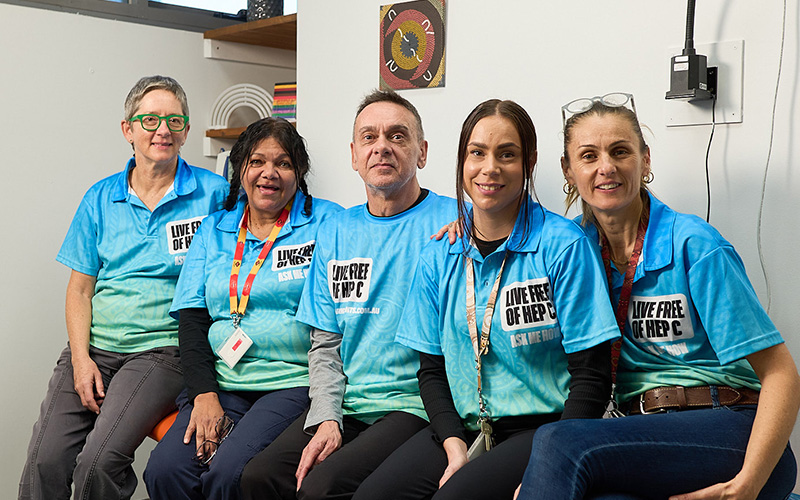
[639,392,666,415]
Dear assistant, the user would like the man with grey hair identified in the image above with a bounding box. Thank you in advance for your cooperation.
[240,89,457,499]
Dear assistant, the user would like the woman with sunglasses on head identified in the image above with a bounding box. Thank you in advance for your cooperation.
[352,99,619,500]
[19,76,229,500]
[516,93,799,500]
[143,117,342,500]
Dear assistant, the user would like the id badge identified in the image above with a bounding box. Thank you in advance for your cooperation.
[218,327,253,369]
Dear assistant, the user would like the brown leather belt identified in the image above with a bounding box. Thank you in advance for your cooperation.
[627,386,759,415]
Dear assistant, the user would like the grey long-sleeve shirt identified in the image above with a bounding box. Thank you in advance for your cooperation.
[303,328,346,433]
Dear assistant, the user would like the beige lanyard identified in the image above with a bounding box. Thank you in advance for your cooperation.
[465,252,508,449]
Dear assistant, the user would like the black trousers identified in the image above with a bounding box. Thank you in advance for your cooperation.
[352,415,558,500]
[240,408,427,500]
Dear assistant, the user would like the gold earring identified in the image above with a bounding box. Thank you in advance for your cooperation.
[562,181,572,195]
[643,171,654,184]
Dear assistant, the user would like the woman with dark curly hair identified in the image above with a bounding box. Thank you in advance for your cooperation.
[144,117,342,500]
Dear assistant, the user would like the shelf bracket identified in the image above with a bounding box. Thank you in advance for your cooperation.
[203,39,296,69]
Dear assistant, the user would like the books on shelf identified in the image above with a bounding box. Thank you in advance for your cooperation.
[272,82,297,122]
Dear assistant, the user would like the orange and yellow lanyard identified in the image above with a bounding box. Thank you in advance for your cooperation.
[229,201,292,326]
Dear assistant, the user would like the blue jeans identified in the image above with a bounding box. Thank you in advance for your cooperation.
[517,406,796,500]
[144,387,309,500]
[19,344,184,500]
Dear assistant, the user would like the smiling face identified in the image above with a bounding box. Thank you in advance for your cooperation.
[562,113,650,221]
[241,137,298,221]
[463,115,526,229]
[350,101,427,197]
[121,89,188,169]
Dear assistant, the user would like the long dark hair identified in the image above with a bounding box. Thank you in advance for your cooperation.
[224,117,313,215]
[455,99,539,247]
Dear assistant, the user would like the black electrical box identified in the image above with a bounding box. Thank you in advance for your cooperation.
[666,53,715,101]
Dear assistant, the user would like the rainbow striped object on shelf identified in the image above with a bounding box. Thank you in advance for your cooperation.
[272,82,297,122]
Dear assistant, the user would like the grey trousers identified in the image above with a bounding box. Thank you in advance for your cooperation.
[19,343,183,500]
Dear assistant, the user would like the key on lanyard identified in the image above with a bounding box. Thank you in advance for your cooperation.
[479,417,494,451]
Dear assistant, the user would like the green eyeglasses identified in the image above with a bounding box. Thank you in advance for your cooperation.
[130,114,189,132]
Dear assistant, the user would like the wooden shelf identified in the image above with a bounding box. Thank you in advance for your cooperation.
[205,127,247,139]
[205,120,295,141]
[204,13,296,51]
[203,13,297,148]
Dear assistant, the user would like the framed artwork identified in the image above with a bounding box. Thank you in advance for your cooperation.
[379,0,446,90]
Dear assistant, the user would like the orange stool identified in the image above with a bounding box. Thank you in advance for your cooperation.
[148,410,178,442]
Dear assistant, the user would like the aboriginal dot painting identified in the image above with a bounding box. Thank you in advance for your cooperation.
[379,0,446,90]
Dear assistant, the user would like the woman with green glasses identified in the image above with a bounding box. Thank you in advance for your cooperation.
[19,75,228,500]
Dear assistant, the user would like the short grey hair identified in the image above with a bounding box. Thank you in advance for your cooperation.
[353,89,424,142]
[123,75,189,120]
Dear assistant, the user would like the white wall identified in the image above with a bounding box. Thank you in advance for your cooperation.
[295,0,800,492]
[0,3,294,498]
[4,0,799,497]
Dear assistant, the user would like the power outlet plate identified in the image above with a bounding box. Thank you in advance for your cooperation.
[665,40,743,127]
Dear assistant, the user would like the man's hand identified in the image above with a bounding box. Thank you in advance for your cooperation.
[295,420,342,491]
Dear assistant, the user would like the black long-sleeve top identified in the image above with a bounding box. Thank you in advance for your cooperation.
[178,307,218,402]
[417,340,612,443]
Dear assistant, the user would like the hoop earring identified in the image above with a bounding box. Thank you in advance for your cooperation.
[643,171,654,184]
[562,182,572,195]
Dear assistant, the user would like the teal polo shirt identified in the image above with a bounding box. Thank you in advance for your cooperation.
[57,157,228,353]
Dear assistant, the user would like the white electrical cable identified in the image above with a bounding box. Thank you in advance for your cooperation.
[755,0,787,313]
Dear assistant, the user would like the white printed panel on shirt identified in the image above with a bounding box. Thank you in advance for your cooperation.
[627,293,695,343]
[272,240,315,271]
[166,216,206,255]
[327,258,373,303]
[500,278,558,331]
